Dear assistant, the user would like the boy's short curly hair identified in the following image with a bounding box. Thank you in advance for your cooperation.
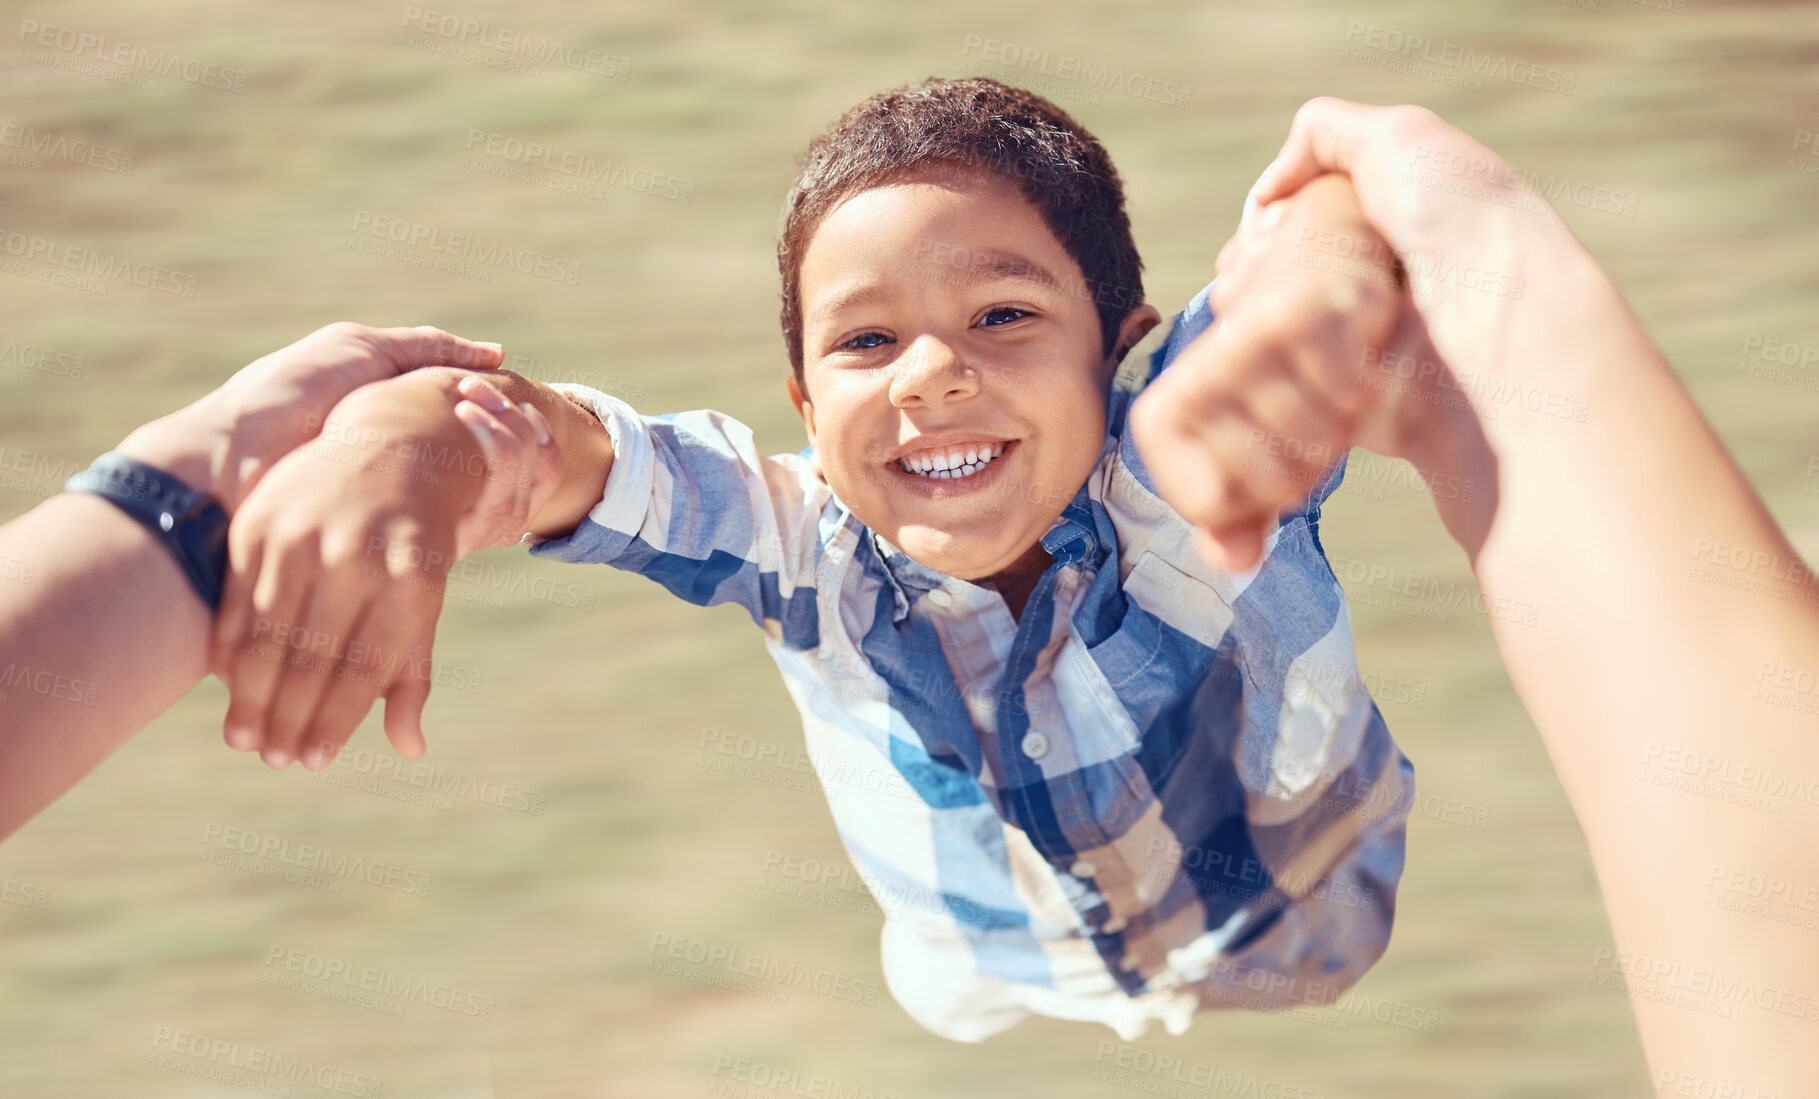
[777,76,1145,384]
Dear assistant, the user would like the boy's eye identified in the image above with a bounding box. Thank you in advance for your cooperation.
[840,331,893,351]
[977,307,1030,327]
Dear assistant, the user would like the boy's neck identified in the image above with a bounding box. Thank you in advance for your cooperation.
[978,543,1053,622]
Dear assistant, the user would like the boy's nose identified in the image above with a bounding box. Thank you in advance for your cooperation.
[889,336,981,409]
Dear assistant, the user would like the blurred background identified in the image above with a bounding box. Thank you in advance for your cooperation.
[3,1,1818,1095]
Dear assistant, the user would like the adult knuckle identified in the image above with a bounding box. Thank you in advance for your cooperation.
[1297,95,1341,126]
[318,320,368,342]
[1387,103,1440,134]
[319,525,370,567]
[273,525,323,568]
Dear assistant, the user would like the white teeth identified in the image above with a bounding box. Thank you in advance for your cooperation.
[896,442,1009,481]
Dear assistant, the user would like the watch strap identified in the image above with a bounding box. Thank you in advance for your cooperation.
[65,451,230,612]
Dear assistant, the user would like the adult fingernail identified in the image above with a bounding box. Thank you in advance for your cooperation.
[262,746,291,769]
[522,403,552,444]
[226,724,256,751]
[477,341,504,353]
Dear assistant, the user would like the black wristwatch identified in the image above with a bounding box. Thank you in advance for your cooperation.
[65,451,230,612]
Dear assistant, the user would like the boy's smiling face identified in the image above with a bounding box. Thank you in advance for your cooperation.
[791,169,1157,582]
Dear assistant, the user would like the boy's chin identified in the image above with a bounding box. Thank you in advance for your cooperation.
[894,529,1027,582]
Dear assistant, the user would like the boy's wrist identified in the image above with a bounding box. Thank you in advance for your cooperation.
[525,387,614,537]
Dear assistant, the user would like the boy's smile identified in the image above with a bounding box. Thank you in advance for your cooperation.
[790,169,1157,584]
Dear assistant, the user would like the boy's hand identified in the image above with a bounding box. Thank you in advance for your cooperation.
[212,373,563,770]
[1131,174,1414,571]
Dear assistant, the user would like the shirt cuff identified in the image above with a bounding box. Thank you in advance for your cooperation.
[524,383,655,561]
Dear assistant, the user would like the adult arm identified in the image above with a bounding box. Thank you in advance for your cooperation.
[1233,98,1819,1091]
[0,324,542,842]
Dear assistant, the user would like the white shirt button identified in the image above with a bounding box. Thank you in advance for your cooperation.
[1020,732,1049,759]
[925,589,953,608]
[1070,859,1097,878]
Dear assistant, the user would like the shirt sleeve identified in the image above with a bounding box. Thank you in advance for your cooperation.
[525,384,828,650]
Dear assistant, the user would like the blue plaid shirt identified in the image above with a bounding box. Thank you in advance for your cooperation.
[530,279,1414,1041]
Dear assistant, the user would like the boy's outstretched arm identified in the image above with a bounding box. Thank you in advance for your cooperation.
[212,366,607,770]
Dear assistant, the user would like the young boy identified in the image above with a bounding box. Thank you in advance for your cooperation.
[216,77,1413,1043]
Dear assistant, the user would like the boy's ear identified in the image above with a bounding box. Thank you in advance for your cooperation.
[787,373,818,446]
[1109,304,1163,367]
[1094,306,1161,392]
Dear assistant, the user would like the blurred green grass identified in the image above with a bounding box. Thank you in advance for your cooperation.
[3,0,1819,1096]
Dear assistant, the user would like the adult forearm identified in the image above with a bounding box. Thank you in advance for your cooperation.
[1421,228,1819,1088]
[0,387,265,840]
[0,493,213,841]
[1235,96,1817,1084]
